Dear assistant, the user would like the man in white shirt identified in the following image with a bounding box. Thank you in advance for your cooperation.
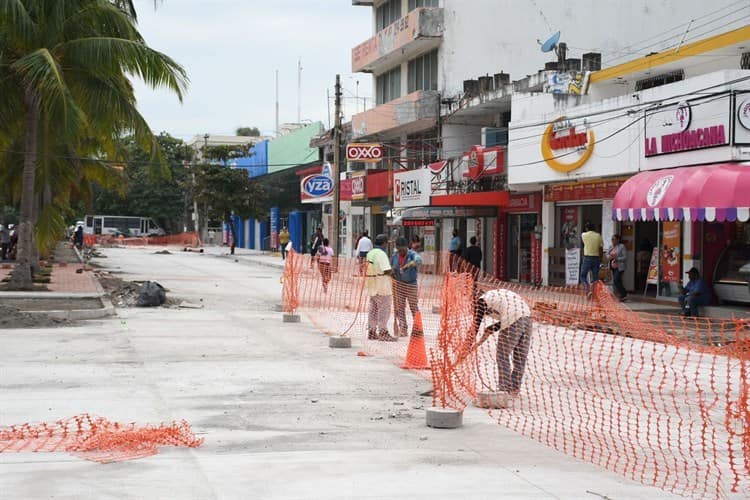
[365,234,396,342]
[471,288,532,397]
[356,230,373,276]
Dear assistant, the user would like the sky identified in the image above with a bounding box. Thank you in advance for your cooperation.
[132,0,373,140]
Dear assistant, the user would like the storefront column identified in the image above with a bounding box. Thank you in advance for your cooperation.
[683,221,697,283]
[541,201,555,286]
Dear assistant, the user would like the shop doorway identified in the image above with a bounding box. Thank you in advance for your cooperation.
[635,222,658,294]
[508,213,537,283]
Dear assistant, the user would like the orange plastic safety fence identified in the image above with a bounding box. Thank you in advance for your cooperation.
[89,232,202,248]
[0,414,203,463]
[283,249,750,499]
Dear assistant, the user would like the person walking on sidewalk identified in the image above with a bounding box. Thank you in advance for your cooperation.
[391,237,422,337]
[472,288,532,399]
[607,234,627,301]
[0,223,9,260]
[310,227,324,268]
[366,234,396,342]
[318,238,334,293]
[580,221,603,297]
[279,227,290,260]
[449,229,462,271]
[355,230,373,276]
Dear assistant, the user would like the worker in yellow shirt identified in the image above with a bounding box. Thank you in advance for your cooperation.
[580,221,603,297]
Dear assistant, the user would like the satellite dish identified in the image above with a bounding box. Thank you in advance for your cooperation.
[540,31,561,53]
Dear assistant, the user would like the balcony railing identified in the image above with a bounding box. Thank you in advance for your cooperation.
[352,90,439,138]
[352,7,443,74]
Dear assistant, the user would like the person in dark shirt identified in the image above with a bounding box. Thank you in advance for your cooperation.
[462,236,483,271]
[679,267,711,316]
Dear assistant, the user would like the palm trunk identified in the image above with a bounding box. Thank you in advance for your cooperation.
[10,88,41,289]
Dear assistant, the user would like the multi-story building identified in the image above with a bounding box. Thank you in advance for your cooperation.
[349,0,749,281]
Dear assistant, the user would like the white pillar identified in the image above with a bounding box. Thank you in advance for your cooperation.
[541,201,555,286]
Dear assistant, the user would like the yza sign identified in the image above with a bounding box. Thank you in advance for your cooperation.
[541,116,595,173]
[300,163,334,204]
[393,168,430,208]
[346,143,383,163]
[644,96,729,157]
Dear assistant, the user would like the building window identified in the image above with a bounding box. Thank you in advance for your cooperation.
[376,66,401,105]
[376,0,402,31]
[635,70,684,91]
[408,0,438,10]
[408,49,438,93]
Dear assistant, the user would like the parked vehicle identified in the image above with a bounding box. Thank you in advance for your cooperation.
[83,215,166,237]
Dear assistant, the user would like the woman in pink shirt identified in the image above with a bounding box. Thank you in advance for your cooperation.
[318,238,334,293]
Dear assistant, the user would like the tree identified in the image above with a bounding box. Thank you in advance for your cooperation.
[93,133,192,234]
[195,146,265,254]
[0,0,188,288]
[236,126,261,137]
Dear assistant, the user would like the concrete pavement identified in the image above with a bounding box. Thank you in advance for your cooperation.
[0,247,681,499]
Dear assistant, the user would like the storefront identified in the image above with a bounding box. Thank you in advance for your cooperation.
[497,193,543,284]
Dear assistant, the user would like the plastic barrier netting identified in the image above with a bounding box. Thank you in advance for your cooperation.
[88,232,202,248]
[0,414,204,463]
[282,249,750,499]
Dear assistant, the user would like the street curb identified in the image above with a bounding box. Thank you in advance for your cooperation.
[214,253,285,271]
[22,296,116,321]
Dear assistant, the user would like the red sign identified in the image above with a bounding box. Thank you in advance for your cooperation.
[403,219,435,227]
[366,170,389,199]
[351,171,366,200]
[346,143,383,162]
[505,193,540,212]
[661,221,681,282]
[530,232,542,285]
[340,178,352,201]
[463,145,505,179]
[544,178,626,202]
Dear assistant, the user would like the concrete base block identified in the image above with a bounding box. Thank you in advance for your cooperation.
[273,304,283,312]
[329,336,352,349]
[472,391,512,409]
[425,407,463,429]
[431,305,441,315]
[282,313,301,323]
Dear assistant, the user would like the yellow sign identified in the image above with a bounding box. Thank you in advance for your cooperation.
[541,117,595,173]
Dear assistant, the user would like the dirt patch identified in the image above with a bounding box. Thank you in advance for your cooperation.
[2,298,104,311]
[0,304,70,329]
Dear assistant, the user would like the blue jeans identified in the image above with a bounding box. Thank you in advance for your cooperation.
[580,256,601,293]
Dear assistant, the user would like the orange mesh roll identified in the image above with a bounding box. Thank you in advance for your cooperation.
[283,249,750,498]
[0,414,203,463]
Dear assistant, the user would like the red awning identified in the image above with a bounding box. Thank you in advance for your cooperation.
[612,163,750,222]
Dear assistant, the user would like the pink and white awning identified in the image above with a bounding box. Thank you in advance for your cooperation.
[612,163,750,222]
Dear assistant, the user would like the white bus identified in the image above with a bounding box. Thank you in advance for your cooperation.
[83,215,166,237]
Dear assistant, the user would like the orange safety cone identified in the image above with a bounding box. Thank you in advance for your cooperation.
[402,312,430,370]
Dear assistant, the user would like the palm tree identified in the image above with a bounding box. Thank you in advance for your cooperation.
[0,0,188,288]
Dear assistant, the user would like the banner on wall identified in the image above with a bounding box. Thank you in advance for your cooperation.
[270,207,280,250]
[661,221,681,282]
[565,248,580,286]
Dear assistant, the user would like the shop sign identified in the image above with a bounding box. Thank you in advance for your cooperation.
[645,96,729,156]
[403,219,435,227]
[541,116,595,173]
[351,171,367,200]
[463,145,505,179]
[530,233,542,285]
[393,168,430,208]
[646,248,659,285]
[544,178,625,202]
[300,172,334,204]
[496,217,507,281]
[565,248,580,286]
[506,193,539,212]
[661,221,681,283]
[346,143,383,162]
[734,93,750,145]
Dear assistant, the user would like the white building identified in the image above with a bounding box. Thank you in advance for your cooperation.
[508,25,750,302]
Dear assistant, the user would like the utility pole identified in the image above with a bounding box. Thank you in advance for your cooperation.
[275,69,280,137]
[332,75,343,257]
[297,59,302,124]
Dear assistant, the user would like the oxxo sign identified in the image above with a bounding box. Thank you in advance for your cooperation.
[393,168,431,208]
[346,143,383,162]
[541,116,595,173]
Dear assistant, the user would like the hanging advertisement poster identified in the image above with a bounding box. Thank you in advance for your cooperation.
[560,206,579,249]
[646,247,659,285]
[661,221,681,282]
[565,248,580,286]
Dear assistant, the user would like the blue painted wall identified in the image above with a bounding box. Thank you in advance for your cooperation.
[289,211,304,253]
[228,140,268,178]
